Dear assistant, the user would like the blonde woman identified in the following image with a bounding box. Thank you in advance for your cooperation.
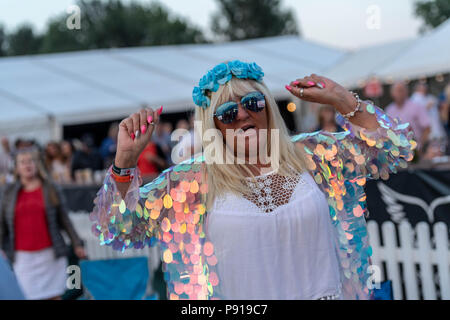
[0,148,85,300]
[91,60,415,300]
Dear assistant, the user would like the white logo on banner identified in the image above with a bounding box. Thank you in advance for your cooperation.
[377,182,450,223]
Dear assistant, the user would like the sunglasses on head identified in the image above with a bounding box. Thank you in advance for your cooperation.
[214,91,266,124]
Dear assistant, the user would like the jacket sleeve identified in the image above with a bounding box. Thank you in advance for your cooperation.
[292,103,415,299]
[292,102,416,185]
[89,166,169,251]
[54,184,83,248]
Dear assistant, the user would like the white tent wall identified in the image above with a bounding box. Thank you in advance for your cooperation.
[0,116,55,145]
[0,89,56,144]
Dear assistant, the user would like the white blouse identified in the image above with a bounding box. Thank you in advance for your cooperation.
[205,169,342,299]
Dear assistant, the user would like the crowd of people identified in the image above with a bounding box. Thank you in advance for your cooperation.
[386,81,450,160]
[0,116,201,186]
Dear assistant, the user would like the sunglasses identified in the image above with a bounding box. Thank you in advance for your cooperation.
[214,91,266,124]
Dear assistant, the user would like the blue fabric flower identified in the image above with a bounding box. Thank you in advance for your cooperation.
[192,86,203,105]
[247,62,264,81]
[192,86,209,109]
[192,60,264,108]
[229,60,248,79]
[198,71,215,91]
[213,63,232,85]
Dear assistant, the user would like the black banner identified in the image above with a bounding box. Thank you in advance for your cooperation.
[365,169,450,228]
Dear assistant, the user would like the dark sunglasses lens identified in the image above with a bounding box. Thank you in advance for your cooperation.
[216,102,238,124]
[242,93,265,112]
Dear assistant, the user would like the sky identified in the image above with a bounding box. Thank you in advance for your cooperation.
[0,0,424,50]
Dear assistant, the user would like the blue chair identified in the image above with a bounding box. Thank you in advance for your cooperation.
[80,257,157,300]
[373,280,393,300]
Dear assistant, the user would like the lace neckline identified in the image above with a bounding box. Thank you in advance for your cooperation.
[242,167,305,213]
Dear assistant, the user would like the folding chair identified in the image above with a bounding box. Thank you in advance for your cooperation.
[374,280,394,300]
[79,256,157,300]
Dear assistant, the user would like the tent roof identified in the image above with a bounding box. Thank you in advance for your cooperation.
[0,35,345,128]
[324,39,416,88]
[377,19,450,81]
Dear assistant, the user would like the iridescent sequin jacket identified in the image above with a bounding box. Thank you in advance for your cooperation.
[90,104,415,300]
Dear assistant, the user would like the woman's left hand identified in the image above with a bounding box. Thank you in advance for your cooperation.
[286,74,355,110]
[74,246,87,260]
[287,74,381,130]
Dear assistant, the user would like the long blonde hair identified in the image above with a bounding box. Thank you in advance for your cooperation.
[194,76,309,210]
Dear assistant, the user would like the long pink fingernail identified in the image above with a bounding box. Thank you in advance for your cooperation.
[285,85,292,91]
[147,115,153,123]
[320,82,326,88]
[307,81,315,86]
[293,80,300,85]
[157,105,163,115]
[141,125,147,134]
[131,132,135,140]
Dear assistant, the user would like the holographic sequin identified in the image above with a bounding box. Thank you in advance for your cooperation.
[90,103,414,300]
[366,104,375,114]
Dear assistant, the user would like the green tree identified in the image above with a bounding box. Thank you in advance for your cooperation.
[6,24,43,56]
[211,0,299,41]
[415,0,450,32]
[40,0,206,54]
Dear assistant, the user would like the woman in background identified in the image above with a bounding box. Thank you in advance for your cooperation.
[439,83,450,153]
[60,140,74,183]
[315,104,344,133]
[0,147,86,300]
[45,142,72,184]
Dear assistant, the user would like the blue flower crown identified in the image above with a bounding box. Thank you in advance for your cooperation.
[192,60,265,109]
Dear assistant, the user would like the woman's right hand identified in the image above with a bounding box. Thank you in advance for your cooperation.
[115,106,162,168]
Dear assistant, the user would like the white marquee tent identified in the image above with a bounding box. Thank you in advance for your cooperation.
[1,18,449,144]
[0,35,345,143]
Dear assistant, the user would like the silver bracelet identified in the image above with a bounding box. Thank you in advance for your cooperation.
[341,91,362,119]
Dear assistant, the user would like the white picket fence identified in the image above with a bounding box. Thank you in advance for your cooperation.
[69,213,450,300]
[368,220,450,300]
